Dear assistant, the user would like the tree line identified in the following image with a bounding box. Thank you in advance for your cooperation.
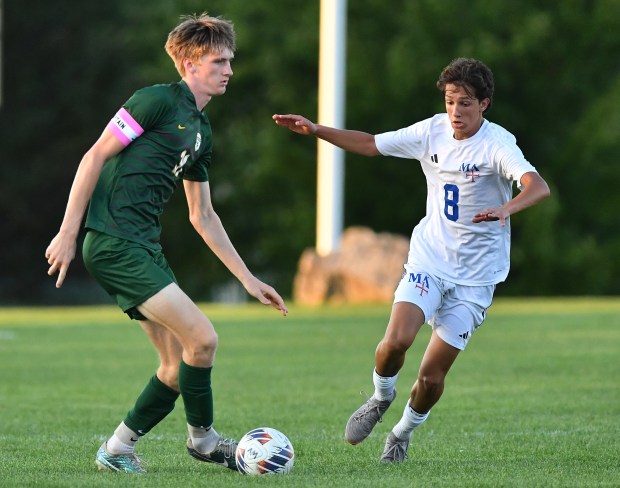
[1,0,618,305]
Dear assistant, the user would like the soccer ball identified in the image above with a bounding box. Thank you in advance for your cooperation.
[235,427,294,475]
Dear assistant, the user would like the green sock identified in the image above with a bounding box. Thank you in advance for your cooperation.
[178,360,214,428]
[124,375,180,436]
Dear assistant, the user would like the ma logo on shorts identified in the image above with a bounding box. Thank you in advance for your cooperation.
[408,273,430,296]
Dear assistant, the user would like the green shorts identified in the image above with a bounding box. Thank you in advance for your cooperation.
[82,230,177,320]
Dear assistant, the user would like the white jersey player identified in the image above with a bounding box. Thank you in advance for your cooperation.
[377,114,535,286]
[273,57,550,463]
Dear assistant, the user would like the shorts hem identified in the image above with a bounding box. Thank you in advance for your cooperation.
[393,297,430,323]
[434,327,466,351]
[120,281,175,318]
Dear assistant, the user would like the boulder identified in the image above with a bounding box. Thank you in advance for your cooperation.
[293,226,409,304]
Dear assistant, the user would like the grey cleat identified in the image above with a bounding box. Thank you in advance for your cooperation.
[380,432,410,463]
[344,390,396,445]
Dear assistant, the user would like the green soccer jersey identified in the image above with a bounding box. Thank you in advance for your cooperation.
[85,81,212,248]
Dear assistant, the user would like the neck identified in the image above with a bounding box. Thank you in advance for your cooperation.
[195,96,211,111]
[183,78,211,110]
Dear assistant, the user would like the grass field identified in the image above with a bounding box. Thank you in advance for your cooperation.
[1,298,619,487]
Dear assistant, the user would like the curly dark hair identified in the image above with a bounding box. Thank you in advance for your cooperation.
[436,58,494,113]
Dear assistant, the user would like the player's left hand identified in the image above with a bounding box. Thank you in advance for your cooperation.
[472,206,510,226]
[245,278,289,316]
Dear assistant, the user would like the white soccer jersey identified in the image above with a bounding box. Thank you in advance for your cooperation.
[375,114,537,285]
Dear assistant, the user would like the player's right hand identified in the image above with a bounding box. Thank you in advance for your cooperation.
[45,233,77,288]
[272,114,316,136]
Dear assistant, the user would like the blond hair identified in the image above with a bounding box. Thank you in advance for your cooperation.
[165,13,236,76]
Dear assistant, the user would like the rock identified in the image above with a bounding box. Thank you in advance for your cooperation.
[293,226,409,304]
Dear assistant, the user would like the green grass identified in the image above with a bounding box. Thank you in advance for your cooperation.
[0,298,619,487]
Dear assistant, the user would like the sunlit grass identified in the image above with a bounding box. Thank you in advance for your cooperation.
[0,299,618,487]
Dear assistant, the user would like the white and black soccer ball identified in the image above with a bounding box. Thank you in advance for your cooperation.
[235,427,294,475]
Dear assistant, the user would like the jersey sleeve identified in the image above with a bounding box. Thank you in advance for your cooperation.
[107,86,172,146]
[184,112,213,182]
[493,129,537,189]
[374,118,432,160]
[183,148,211,182]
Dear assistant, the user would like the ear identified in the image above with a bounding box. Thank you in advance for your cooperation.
[184,59,196,74]
[480,98,490,112]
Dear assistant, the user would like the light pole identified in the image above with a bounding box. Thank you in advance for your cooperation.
[316,0,347,256]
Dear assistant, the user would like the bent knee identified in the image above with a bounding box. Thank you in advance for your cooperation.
[380,335,412,355]
[184,330,218,365]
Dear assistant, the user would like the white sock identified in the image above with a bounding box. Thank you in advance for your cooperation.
[373,369,398,401]
[106,422,138,455]
[392,402,429,440]
[188,424,219,454]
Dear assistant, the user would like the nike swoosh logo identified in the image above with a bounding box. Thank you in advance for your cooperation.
[178,124,186,130]
[188,447,231,467]
[130,437,138,442]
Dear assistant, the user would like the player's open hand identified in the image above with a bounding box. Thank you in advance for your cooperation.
[245,277,289,316]
[272,114,316,136]
[472,206,510,226]
[45,233,77,288]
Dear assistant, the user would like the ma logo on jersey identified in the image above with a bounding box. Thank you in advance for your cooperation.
[459,163,482,182]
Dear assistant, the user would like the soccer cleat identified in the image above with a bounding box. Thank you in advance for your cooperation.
[380,432,409,463]
[345,389,396,445]
[95,442,146,474]
[187,436,238,471]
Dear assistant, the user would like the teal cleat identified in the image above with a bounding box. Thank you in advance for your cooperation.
[95,442,146,474]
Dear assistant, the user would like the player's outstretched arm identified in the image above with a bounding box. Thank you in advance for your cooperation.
[473,171,551,226]
[183,179,288,316]
[45,130,124,287]
[272,113,381,157]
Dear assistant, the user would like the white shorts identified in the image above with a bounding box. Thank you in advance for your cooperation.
[393,264,495,350]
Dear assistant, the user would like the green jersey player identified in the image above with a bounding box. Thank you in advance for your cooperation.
[45,13,288,474]
[273,58,550,463]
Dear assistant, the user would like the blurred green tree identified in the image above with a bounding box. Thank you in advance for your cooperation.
[0,0,618,304]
